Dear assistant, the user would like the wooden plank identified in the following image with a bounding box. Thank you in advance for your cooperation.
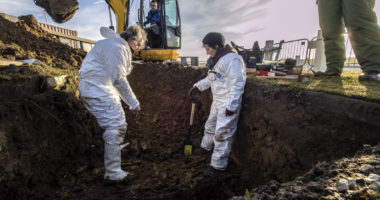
[246,68,256,73]
[265,76,298,80]
[0,58,24,66]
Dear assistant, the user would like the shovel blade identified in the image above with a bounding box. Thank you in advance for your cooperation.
[184,145,192,155]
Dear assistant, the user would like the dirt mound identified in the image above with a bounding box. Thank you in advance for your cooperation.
[0,15,86,70]
[233,143,380,200]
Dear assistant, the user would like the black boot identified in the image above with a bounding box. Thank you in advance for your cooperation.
[314,69,341,77]
[203,167,224,176]
[358,71,380,82]
[193,147,212,155]
[104,173,136,186]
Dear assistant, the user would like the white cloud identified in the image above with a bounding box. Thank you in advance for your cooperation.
[178,0,270,60]
[93,1,105,5]
[66,2,112,40]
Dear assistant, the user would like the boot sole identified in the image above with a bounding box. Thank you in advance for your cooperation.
[103,175,136,186]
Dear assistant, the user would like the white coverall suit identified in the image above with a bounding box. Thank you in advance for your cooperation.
[78,27,139,181]
[195,53,246,170]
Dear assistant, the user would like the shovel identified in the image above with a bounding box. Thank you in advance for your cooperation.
[184,101,196,156]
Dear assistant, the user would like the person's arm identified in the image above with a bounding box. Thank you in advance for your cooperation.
[226,57,246,112]
[144,10,152,25]
[194,76,211,91]
[106,45,139,110]
[115,77,140,110]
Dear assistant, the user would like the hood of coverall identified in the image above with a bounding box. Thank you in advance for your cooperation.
[100,27,128,46]
[99,27,133,75]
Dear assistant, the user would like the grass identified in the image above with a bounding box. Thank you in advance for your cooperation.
[249,71,380,103]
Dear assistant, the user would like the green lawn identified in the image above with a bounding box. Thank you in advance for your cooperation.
[249,72,380,103]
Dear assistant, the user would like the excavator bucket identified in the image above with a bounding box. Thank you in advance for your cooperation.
[34,0,79,23]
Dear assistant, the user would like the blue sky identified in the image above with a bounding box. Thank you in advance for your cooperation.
[1,0,380,61]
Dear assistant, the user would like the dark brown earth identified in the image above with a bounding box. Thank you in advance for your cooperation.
[0,13,380,200]
[232,80,380,184]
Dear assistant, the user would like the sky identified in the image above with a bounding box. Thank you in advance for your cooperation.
[1,0,380,61]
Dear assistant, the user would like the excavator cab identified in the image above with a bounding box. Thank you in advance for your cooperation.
[107,0,181,61]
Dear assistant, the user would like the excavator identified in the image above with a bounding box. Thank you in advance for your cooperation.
[33,0,181,61]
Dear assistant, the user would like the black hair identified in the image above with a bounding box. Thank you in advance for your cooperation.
[202,32,225,49]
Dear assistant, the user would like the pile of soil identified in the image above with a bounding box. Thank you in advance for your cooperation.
[0,15,86,70]
[232,143,380,200]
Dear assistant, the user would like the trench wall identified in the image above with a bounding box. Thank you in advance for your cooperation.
[232,80,380,182]
[127,64,380,184]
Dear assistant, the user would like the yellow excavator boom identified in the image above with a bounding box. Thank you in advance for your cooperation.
[105,0,128,34]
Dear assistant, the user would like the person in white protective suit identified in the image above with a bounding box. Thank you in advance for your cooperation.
[188,32,246,176]
[78,26,147,184]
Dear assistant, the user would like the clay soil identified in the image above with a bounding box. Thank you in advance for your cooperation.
[1,14,380,200]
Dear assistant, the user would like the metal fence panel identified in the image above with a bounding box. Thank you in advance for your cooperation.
[263,39,310,66]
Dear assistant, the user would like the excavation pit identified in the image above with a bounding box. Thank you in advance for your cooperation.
[1,63,380,200]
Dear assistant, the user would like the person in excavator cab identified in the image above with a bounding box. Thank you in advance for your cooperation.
[78,25,147,185]
[143,0,163,48]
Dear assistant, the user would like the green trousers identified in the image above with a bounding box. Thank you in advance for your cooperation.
[318,0,380,73]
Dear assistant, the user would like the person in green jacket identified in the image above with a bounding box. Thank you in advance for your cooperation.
[315,0,380,81]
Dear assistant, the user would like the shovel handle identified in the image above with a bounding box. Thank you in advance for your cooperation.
[190,103,195,126]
